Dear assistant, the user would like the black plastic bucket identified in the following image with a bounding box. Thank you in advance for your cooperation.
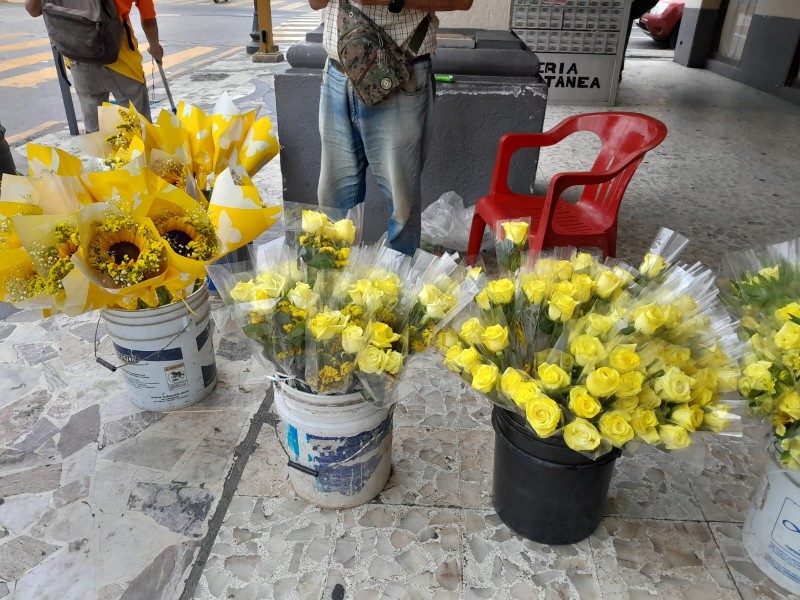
[491,406,620,545]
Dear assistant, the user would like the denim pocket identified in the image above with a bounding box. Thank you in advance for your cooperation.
[398,60,431,97]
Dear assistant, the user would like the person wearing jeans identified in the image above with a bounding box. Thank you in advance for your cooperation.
[310,0,472,256]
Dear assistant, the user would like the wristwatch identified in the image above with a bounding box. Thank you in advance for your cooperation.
[388,0,404,13]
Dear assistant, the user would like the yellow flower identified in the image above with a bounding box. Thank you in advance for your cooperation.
[691,387,715,407]
[537,362,571,391]
[702,404,730,433]
[780,436,800,469]
[775,322,800,352]
[230,280,255,302]
[563,418,602,452]
[586,366,621,398]
[418,283,443,306]
[467,266,483,280]
[779,390,800,420]
[309,310,349,341]
[639,253,667,278]
[637,387,662,409]
[471,363,500,393]
[374,276,400,298]
[383,350,404,375]
[584,314,614,337]
[342,325,365,354]
[287,282,319,311]
[301,210,331,234]
[332,218,356,244]
[616,371,645,398]
[454,347,483,372]
[522,278,547,304]
[526,397,562,437]
[758,266,780,280]
[611,395,639,412]
[630,407,660,444]
[670,403,704,432]
[571,274,594,302]
[255,272,288,298]
[775,302,800,323]
[570,334,605,367]
[553,280,576,299]
[658,424,691,450]
[481,325,509,353]
[487,278,515,305]
[357,346,386,373]
[460,318,484,345]
[435,329,461,354]
[654,367,694,403]
[547,291,579,322]
[500,367,526,397]
[510,382,542,408]
[572,252,595,272]
[633,303,667,335]
[444,345,463,372]
[475,290,491,311]
[608,344,641,372]
[500,220,529,246]
[598,410,634,448]
[553,260,574,281]
[613,266,635,286]
[595,269,621,299]
[742,361,775,393]
[370,322,401,348]
[568,386,602,419]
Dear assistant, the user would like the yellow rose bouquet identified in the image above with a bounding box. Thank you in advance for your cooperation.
[494,218,530,275]
[719,237,800,469]
[439,229,743,459]
[282,205,357,275]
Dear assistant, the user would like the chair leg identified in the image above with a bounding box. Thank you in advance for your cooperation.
[466,212,486,266]
[607,229,617,258]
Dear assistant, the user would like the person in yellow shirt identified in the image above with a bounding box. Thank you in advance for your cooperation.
[26,0,163,133]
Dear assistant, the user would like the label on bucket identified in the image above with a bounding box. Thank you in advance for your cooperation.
[768,498,800,584]
[165,363,189,391]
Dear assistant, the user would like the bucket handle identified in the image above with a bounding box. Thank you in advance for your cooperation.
[93,314,194,372]
[269,396,393,479]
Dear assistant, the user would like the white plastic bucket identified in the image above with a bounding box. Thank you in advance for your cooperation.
[101,283,217,411]
[743,453,800,594]
[274,382,393,509]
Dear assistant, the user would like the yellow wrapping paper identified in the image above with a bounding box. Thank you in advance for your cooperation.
[1,202,43,251]
[38,174,94,214]
[153,111,192,163]
[0,174,41,204]
[26,144,83,177]
[240,116,280,177]
[177,101,214,191]
[210,93,257,177]
[81,168,154,212]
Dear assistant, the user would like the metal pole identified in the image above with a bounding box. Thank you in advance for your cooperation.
[52,47,79,136]
[246,0,261,55]
[252,0,284,62]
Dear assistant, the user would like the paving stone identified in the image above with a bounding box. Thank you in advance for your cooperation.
[0,464,62,498]
[0,535,59,581]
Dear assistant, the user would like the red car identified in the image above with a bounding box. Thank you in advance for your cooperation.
[638,0,685,49]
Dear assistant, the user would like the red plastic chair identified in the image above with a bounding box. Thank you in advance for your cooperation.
[467,112,667,262]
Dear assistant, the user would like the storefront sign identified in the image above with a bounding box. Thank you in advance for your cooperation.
[536,53,617,103]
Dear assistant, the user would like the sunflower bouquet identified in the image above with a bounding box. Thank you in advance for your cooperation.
[719,238,800,469]
[438,228,743,459]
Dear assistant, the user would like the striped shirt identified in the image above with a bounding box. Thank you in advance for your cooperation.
[322,0,438,62]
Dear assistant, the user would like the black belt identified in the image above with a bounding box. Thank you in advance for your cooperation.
[330,53,430,74]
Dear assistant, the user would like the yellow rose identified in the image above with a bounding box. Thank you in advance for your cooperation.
[534,258,557,277]
[584,314,614,337]
[332,218,356,244]
[779,390,800,420]
[568,386,602,419]
[500,367,525,397]
[631,408,660,444]
[309,310,349,341]
[554,260,574,281]
[569,334,606,367]
[633,303,667,335]
[510,381,543,408]
[658,424,691,450]
[454,347,483,372]
[374,276,400,299]
[616,371,645,398]
[553,280,577,299]
[662,305,682,329]
[717,369,739,392]
[691,368,718,391]
[475,290,491,311]
[481,325,509,353]
[563,418,602,452]
[758,266,780,280]
[526,397,562,437]
[598,410,634,448]
[702,405,730,433]
[537,362,571,391]
[608,344,640,372]
[775,322,800,352]
[383,350,404,375]
[637,387,662,409]
[657,344,691,366]
[471,363,500,393]
[487,278,515,305]
[547,291,579,322]
[301,210,330,234]
[595,269,621,299]
[418,283,443,307]
[459,318,484,346]
[341,325,365,354]
[780,437,800,469]
[572,252,595,272]
[287,282,319,311]
[361,288,385,313]
[691,387,715,407]
[522,278,547,304]
[670,403,704,432]
[467,266,483,280]
[612,266,635,287]
[444,345,463,372]
[742,361,775,393]
[639,253,667,278]
[230,280,255,302]
[370,322,401,349]
[586,367,621,398]
[348,280,374,307]
[426,292,456,321]
[357,346,386,374]
[776,302,800,323]
[571,274,594,302]
[254,272,287,298]
[654,367,694,403]
[500,220,529,246]
[611,395,640,412]
[435,330,461,354]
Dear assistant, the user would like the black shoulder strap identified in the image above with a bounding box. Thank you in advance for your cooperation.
[122,18,135,51]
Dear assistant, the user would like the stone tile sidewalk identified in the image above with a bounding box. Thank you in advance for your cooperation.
[2,49,800,600]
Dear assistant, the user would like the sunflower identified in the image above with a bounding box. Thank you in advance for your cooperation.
[152,208,219,261]
[152,158,189,190]
[88,215,166,288]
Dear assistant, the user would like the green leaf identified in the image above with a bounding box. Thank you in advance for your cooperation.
[620,325,635,336]
[156,286,173,307]
[790,314,800,326]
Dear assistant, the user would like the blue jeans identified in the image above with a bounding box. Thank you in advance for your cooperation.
[318,57,435,256]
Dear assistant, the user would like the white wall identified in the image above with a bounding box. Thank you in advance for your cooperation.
[436,0,512,30]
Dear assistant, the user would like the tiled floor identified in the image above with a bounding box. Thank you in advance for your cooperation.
[2,55,800,599]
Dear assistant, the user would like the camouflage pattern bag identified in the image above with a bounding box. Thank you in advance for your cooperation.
[337,0,429,107]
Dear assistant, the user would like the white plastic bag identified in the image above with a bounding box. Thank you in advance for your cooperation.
[420,192,493,254]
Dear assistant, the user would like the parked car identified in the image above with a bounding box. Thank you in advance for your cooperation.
[638,0,685,49]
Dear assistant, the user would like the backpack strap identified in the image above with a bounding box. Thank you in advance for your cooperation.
[122,18,135,51]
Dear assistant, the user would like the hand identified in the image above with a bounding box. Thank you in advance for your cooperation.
[148,43,164,62]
